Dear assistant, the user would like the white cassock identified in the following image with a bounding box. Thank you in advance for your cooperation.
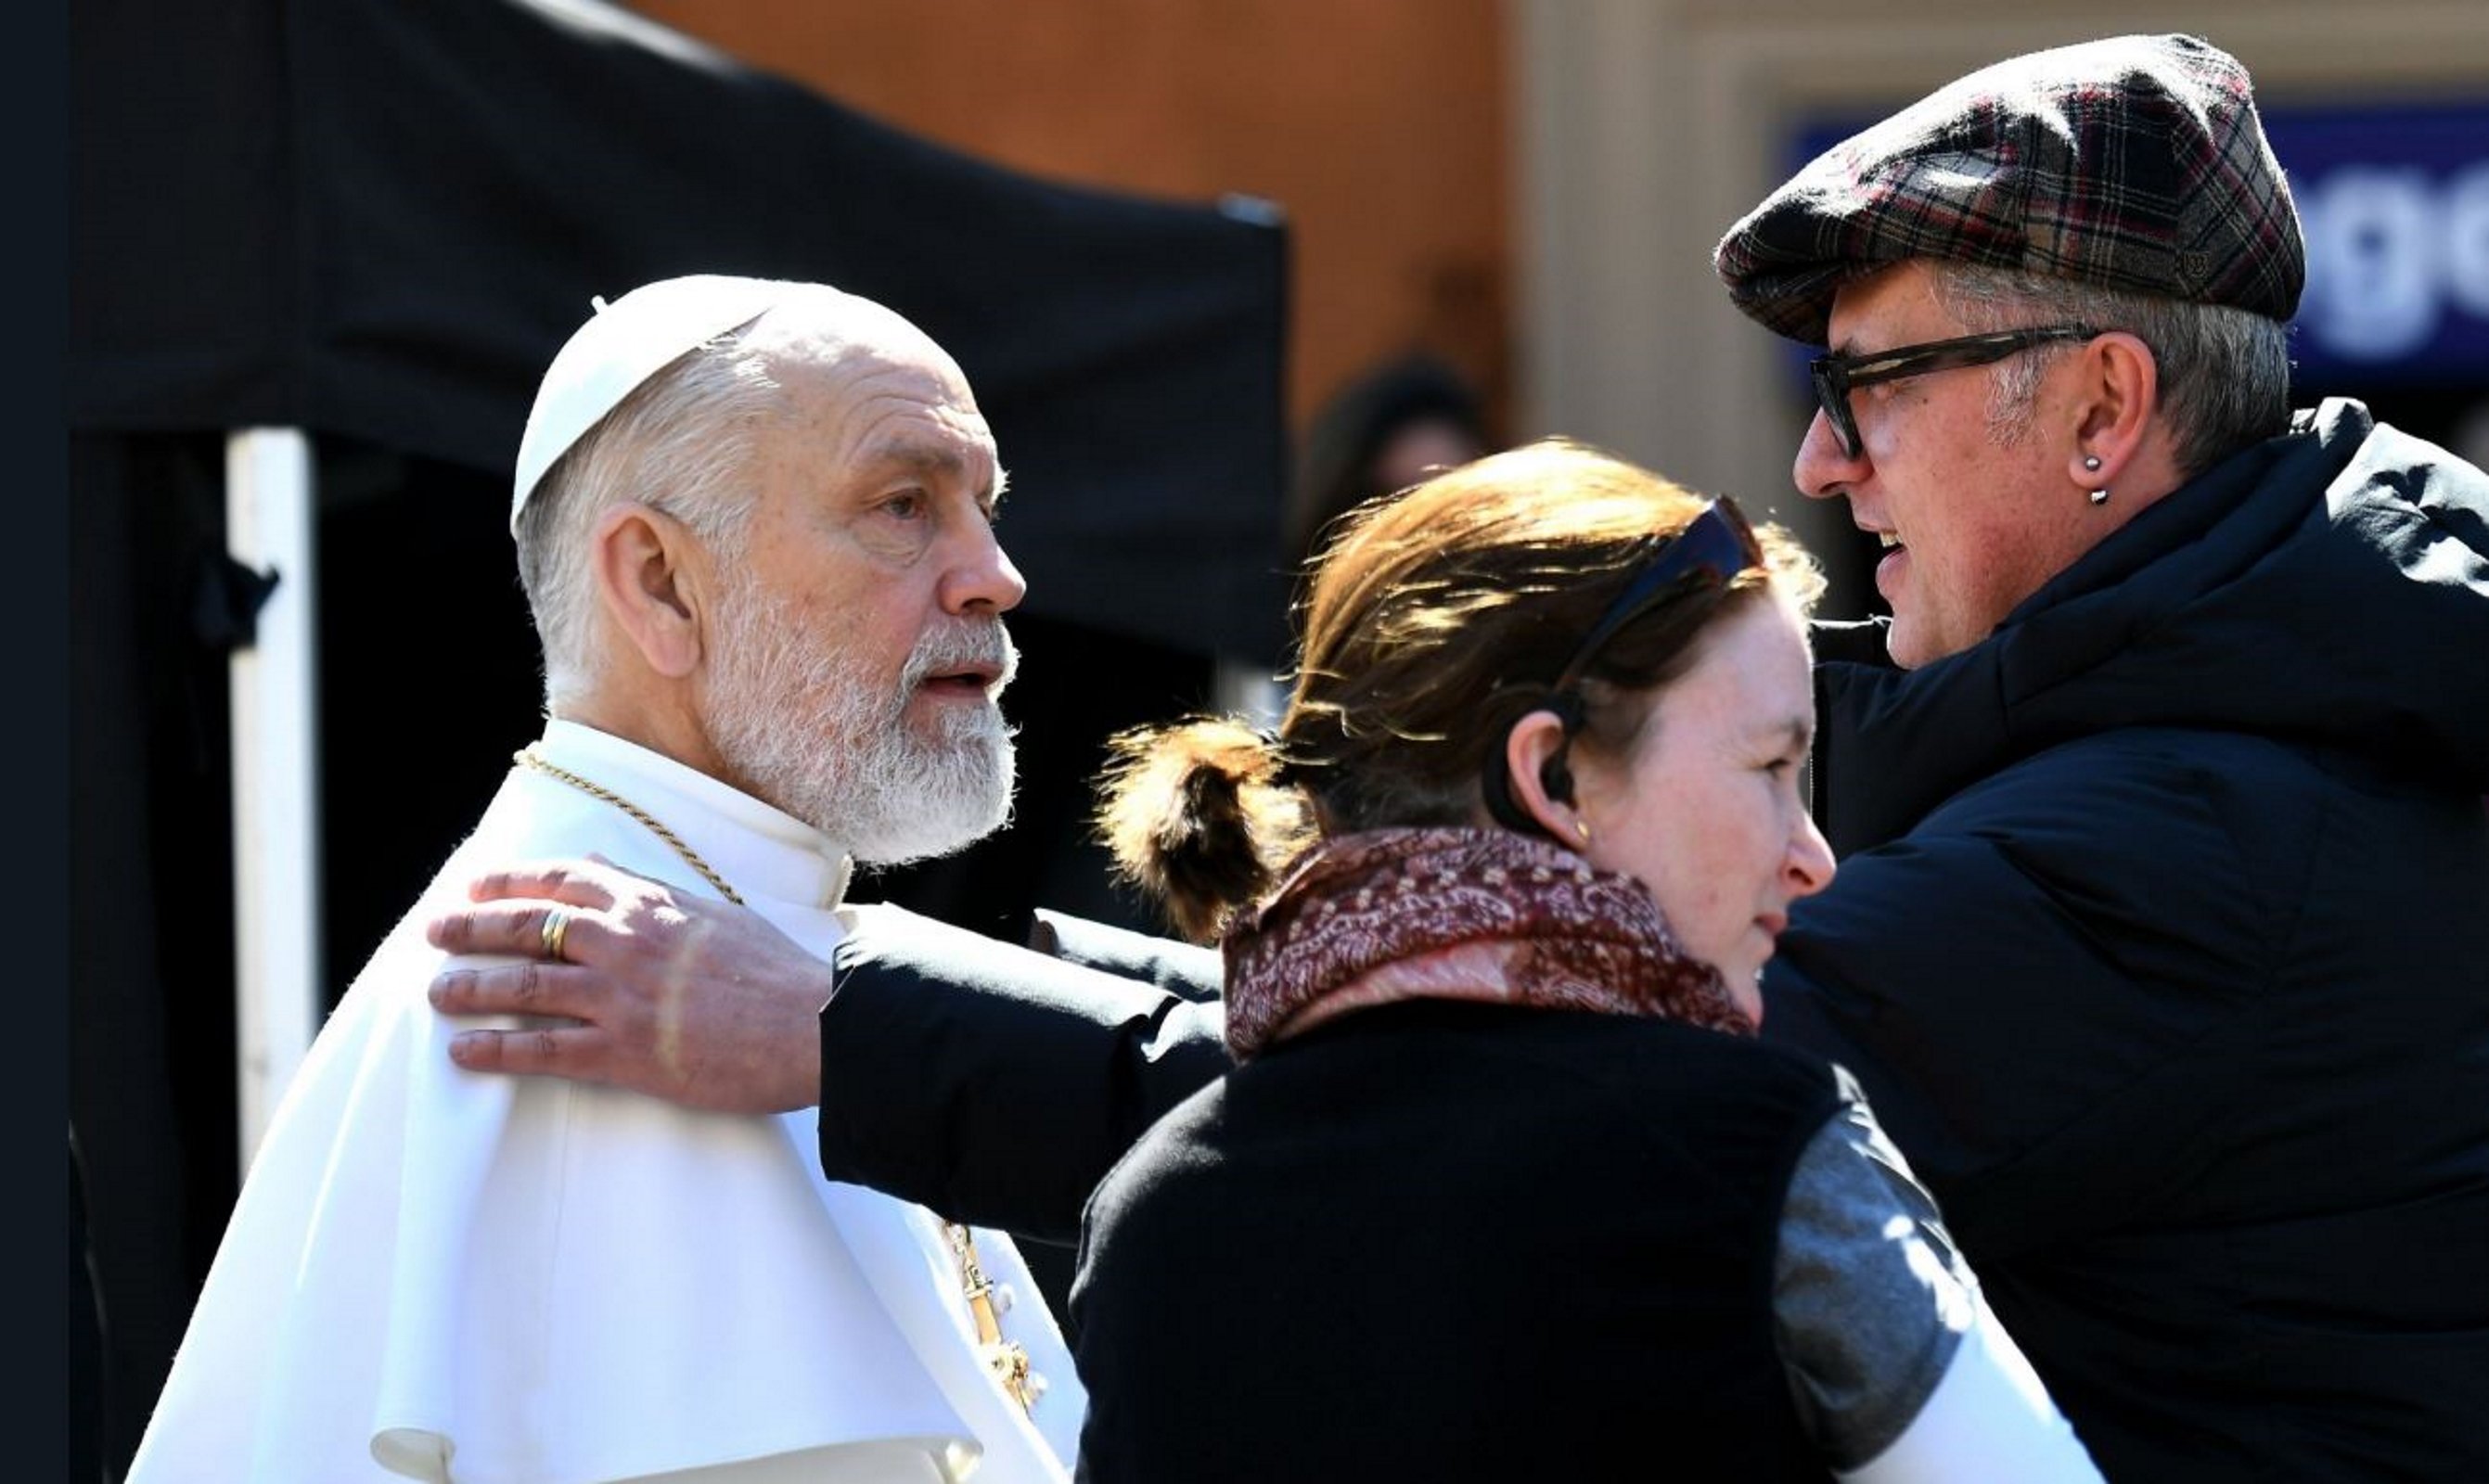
[127,720,1085,1484]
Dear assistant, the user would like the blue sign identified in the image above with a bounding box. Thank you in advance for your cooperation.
[1787,99,2489,387]
[2268,104,2489,384]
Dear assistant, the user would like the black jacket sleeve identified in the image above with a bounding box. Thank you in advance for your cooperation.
[817,903,1229,1243]
[1028,907,1225,1002]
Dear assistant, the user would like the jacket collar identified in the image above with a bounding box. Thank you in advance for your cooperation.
[1806,401,2421,855]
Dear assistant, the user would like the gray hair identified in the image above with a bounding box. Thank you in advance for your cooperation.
[1926,262,2294,479]
[515,324,781,710]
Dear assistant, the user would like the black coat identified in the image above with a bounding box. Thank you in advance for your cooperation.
[1071,1000,1840,1483]
[821,402,2489,1482]
[1767,400,2489,1481]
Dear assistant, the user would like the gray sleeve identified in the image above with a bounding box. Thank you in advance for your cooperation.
[1773,1091,1979,1471]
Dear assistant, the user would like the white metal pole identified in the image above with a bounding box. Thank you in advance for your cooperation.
[225,428,322,1170]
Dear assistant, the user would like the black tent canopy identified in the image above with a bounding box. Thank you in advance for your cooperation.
[71,2,1285,1474]
[72,0,1289,659]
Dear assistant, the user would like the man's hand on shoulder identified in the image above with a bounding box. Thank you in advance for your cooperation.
[425,855,828,1115]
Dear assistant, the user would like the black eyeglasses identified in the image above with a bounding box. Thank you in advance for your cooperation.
[1808,325,2098,459]
[1550,496,1761,694]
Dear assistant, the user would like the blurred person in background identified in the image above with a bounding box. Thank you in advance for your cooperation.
[1285,352,1492,564]
[428,32,2489,1484]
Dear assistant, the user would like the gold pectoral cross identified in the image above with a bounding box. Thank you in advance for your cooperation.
[947,1222,1038,1414]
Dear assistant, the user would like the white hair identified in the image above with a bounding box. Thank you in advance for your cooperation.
[1926,262,2295,478]
[514,322,781,710]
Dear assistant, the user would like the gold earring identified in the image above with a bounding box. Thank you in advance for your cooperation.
[1574,818,1593,843]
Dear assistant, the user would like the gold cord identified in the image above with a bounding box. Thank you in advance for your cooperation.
[514,746,747,906]
[510,742,1036,1414]
[947,1222,1042,1414]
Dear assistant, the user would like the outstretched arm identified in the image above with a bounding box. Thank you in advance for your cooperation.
[425,857,1232,1240]
[821,908,1230,1240]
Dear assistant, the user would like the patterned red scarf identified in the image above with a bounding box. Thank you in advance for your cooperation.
[1221,826,1755,1060]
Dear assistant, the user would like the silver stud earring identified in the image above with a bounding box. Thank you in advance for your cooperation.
[2083,454,2103,472]
[2083,454,2107,504]
[2089,487,2111,505]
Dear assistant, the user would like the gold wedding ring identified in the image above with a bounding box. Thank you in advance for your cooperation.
[540,906,572,963]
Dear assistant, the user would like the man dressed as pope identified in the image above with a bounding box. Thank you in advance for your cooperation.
[125,275,1084,1484]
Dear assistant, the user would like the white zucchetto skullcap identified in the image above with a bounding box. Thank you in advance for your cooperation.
[509,275,795,533]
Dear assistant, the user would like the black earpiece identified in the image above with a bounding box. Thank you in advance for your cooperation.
[1538,753,1575,808]
[1481,693,1586,838]
[1481,745,1539,834]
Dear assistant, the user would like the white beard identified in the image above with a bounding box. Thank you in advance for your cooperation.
[702,578,1019,866]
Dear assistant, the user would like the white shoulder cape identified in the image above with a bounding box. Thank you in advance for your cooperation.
[127,722,1085,1484]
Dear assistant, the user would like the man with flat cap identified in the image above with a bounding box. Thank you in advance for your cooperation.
[430,34,2489,1482]
[128,276,1086,1483]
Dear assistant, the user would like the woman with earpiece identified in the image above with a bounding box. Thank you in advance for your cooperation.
[1068,440,2103,1483]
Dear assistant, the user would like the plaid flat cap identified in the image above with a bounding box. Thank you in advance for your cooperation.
[1713,33,2304,344]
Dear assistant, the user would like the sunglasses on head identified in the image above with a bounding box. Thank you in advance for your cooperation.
[1549,497,1763,694]
[1482,497,1764,836]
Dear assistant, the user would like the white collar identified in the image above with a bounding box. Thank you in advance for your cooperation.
[532,719,854,910]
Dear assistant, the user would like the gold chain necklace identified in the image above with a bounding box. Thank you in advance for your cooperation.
[514,747,746,905]
[511,741,1039,1416]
